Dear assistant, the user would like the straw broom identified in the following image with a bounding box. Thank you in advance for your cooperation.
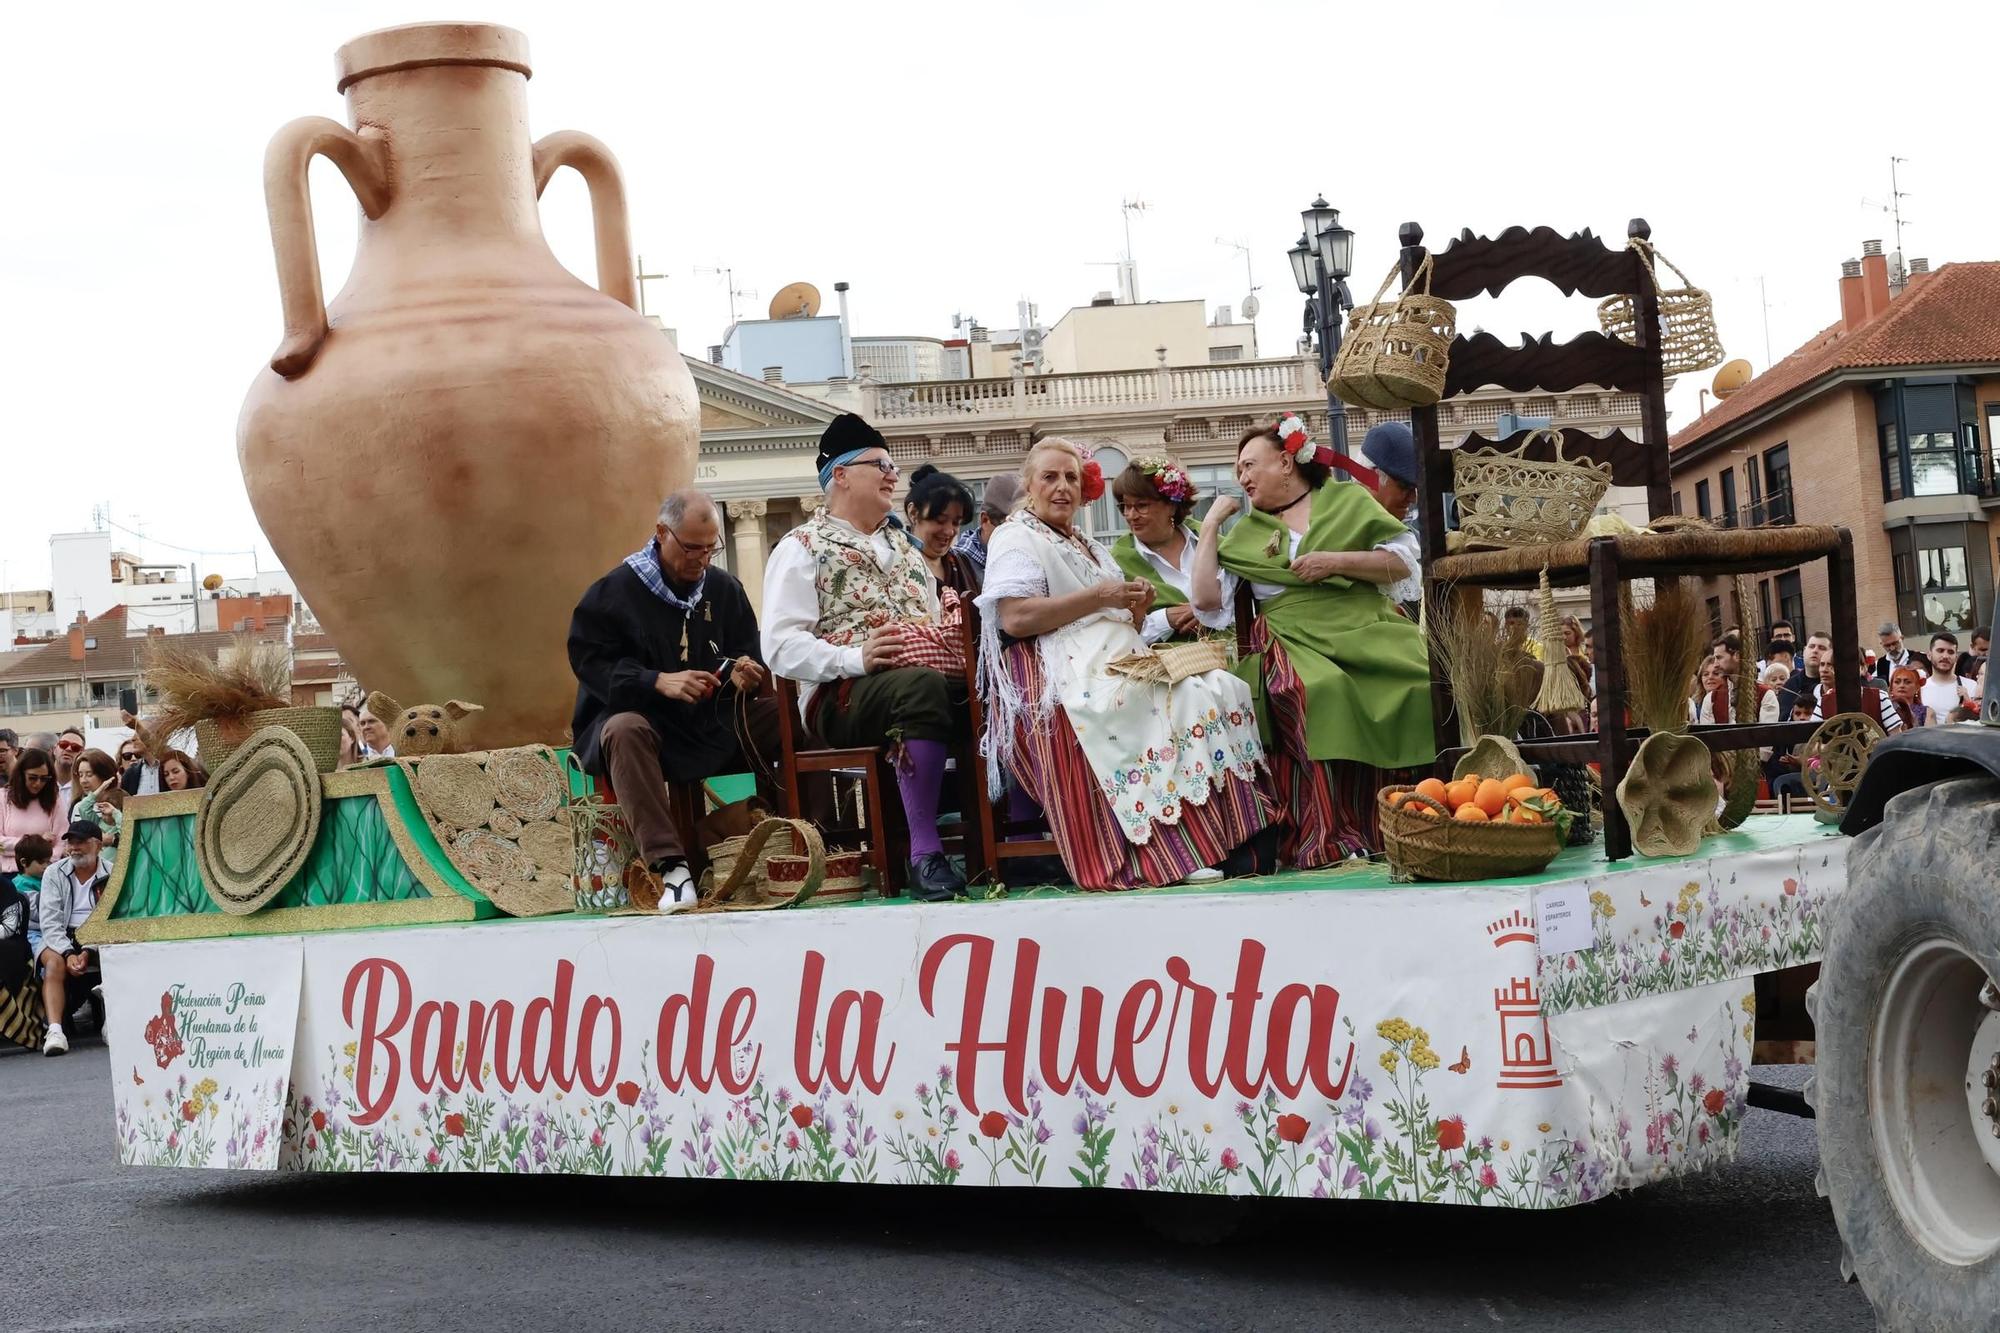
[1619,578,1710,736]
[1531,566,1587,715]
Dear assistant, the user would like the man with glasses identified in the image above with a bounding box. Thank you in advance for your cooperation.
[569,489,776,909]
[763,413,971,902]
[1873,621,1914,684]
[52,727,85,801]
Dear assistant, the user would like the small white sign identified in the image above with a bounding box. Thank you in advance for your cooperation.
[1534,886,1593,955]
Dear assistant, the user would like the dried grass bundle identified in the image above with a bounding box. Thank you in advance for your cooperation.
[1620,578,1710,735]
[143,633,292,743]
[1430,585,1537,744]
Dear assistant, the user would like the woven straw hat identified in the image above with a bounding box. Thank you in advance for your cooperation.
[197,726,323,915]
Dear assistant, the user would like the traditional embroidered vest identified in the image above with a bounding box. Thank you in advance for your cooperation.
[786,510,936,646]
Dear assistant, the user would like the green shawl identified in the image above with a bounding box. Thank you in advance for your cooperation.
[1218,481,1434,767]
[1108,525,1204,631]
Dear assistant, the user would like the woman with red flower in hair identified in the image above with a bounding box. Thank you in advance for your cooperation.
[975,438,1273,890]
[1192,416,1434,868]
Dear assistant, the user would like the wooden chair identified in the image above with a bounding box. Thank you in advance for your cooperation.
[958,597,1062,883]
[771,676,895,894]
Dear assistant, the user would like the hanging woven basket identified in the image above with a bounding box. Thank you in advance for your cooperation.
[1596,238,1725,377]
[1453,430,1614,548]
[1329,255,1456,410]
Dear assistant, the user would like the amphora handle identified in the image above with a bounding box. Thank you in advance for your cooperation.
[262,117,391,379]
[532,132,639,311]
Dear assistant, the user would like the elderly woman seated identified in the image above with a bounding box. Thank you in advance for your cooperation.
[974,439,1273,890]
[1108,456,1239,644]
[1192,416,1433,868]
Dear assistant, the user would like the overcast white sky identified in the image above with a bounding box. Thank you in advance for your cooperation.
[3,0,1995,589]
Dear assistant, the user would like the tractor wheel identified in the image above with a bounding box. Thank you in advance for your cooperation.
[1813,773,2000,1329]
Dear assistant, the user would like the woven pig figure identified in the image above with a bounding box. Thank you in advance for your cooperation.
[366,691,484,757]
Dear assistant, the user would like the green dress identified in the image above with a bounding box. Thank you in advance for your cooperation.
[1218,482,1434,768]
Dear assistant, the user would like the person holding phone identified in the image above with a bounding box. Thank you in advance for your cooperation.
[569,489,778,908]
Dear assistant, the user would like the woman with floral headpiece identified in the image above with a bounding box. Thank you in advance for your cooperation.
[1191,416,1433,867]
[974,439,1273,889]
[1108,456,1240,645]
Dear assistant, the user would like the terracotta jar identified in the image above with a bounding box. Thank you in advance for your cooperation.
[238,23,695,749]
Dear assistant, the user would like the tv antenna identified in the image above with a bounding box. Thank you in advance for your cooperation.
[1216,237,1261,320]
[1118,199,1148,304]
[634,254,667,317]
[696,264,758,326]
[1862,155,1912,260]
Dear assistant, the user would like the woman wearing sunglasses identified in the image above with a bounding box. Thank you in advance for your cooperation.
[1,748,70,875]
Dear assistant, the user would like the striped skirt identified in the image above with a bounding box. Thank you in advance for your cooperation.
[997,641,1274,890]
[1254,619,1419,870]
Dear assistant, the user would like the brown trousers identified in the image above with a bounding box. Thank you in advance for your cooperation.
[598,696,783,867]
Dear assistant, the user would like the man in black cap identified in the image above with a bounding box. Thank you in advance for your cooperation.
[569,489,778,910]
[761,414,971,901]
[37,818,108,1056]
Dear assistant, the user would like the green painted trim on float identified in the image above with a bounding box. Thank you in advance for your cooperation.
[81,768,493,946]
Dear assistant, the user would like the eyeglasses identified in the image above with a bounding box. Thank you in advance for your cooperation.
[1116,500,1164,514]
[839,457,899,479]
[56,739,82,753]
[22,770,48,784]
[663,527,726,559]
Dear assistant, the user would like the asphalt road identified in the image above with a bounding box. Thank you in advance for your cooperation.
[5,1041,1873,1333]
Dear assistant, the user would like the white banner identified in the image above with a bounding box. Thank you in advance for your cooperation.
[100,835,1839,1205]
[104,939,302,1169]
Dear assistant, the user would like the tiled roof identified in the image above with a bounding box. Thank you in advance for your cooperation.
[1671,261,2000,452]
[0,606,285,684]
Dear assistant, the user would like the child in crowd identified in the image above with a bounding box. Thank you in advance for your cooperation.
[0,834,53,1050]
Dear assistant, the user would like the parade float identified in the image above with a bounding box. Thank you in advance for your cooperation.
[87,35,2000,1325]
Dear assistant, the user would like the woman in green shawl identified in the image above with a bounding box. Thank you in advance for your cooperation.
[1192,416,1434,867]
[1107,456,1239,645]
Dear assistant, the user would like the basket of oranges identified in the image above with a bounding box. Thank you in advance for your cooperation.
[1378,773,1570,882]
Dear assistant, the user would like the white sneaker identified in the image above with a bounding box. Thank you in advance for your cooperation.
[660,863,697,908]
[42,1026,68,1057]
[1181,867,1226,885]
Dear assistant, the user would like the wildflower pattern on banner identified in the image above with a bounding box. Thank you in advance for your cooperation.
[1539,840,1840,1016]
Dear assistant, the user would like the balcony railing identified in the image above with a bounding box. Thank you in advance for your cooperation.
[867,356,1319,424]
[1716,486,1795,529]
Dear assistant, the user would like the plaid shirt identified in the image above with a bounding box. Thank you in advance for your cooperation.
[624,540,704,613]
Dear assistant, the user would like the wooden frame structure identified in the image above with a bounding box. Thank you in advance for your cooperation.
[1398,217,1863,859]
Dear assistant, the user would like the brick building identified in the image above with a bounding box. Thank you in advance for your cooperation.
[1668,244,2000,647]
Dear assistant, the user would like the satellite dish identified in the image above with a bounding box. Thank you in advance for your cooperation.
[768,282,822,320]
[1240,293,1261,320]
[202,574,224,591]
[1712,358,1752,399]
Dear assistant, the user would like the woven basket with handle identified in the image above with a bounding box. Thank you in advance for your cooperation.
[1106,638,1230,685]
[1596,238,1725,377]
[1329,254,1456,410]
[1453,430,1614,548]
[1378,786,1564,882]
[697,817,826,911]
[196,706,344,774]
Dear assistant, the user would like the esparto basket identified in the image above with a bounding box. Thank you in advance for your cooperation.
[1106,638,1229,685]
[1596,238,1725,377]
[196,706,343,774]
[1329,254,1456,410]
[1377,785,1563,883]
[1452,430,1614,548]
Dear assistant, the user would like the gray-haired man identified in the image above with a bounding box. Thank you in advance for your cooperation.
[568,490,779,907]
[949,472,1024,586]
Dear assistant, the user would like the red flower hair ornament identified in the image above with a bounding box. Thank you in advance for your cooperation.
[1080,458,1106,503]
[1272,412,1326,467]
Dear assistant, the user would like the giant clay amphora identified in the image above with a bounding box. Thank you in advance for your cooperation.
[238,22,695,748]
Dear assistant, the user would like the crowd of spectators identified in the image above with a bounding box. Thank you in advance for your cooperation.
[0,724,217,1056]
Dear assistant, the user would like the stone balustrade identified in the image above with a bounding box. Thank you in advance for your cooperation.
[866,356,1319,425]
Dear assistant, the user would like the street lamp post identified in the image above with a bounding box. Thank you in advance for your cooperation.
[1288,196,1355,455]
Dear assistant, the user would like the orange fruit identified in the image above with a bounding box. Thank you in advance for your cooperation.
[1501,773,1535,793]
[1454,804,1490,822]
[1509,806,1544,824]
[1414,777,1449,805]
[1413,801,1443,818]
[1387,790,1412,809]
[1474,778,1510,817]
[1445,777,1479,811]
